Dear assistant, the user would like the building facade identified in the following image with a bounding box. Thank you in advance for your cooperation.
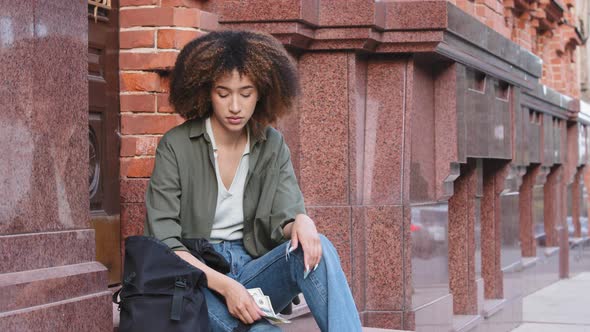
[2,0,590,331]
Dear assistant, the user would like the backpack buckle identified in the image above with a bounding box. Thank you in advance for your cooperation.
[171,277,187,321]
[175,278,187,288]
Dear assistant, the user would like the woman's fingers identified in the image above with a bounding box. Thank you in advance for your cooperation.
[241,311,254,324]
[314,238,322,269]
[225,280,262,324]
[310,237,321,266]
[238,306,254,324]
[301,236,323,276]
[290,231,299,251]
[246,299,261,322]
[292,215,324,275]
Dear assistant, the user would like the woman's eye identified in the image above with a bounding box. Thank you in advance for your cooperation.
[241,94,252,98]
[218,94,229,98]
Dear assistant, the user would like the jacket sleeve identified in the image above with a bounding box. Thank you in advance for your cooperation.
[144,136,188,252]
[269,137,307,245]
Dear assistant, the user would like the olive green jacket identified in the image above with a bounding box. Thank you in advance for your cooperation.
[144,118,306,257]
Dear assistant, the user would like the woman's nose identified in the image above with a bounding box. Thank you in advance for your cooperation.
[229,95,240,113]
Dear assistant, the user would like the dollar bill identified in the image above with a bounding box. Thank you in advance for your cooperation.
[247,288,264,298]
[247,288,291,324]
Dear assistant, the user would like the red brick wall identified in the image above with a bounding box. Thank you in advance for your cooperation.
[449,0,582,98]
[118,0,218,241]
[450,0,510,38]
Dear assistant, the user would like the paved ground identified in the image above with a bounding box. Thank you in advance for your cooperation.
[283,312,407,331]
[512,272,590,332]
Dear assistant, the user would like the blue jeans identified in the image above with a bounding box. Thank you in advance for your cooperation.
[204,234,362,332]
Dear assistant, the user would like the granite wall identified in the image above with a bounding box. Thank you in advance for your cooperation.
[0,1,111,331]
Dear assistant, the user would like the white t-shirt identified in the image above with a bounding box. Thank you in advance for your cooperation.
[206,117,250,241]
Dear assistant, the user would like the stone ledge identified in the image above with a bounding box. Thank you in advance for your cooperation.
[544,246,560,258]
[502,260,524,273]
[0,230,96,274]
[521,256,540,269]
[452,314,483,332]
[283,312,411,332]
[481,298,508,319]
[0,262,108,312]
[569,237,589,247]
[0,291,112,331]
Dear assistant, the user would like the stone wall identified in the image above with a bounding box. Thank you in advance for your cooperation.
[0,1,111,330]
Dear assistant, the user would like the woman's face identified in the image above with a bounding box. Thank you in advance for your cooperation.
[210,69,259,135]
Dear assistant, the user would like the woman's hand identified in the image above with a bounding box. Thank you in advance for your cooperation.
[220,278,265,324]
[175,251,263,325]
[284,214,322,275]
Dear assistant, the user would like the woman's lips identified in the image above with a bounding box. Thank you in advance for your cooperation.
[227,117,242,125]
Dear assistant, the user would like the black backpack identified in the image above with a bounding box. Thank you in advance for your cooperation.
[114,236,210,332]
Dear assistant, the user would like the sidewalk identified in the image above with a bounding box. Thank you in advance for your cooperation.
[282,312,407,332]
[512,272,590,332]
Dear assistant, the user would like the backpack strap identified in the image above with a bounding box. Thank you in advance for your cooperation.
[170,277,187,321]
[112,288,122,306]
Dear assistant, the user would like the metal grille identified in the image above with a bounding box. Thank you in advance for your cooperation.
[88,0,112,22]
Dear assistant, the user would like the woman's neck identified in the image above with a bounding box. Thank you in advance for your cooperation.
[210,117,247,150]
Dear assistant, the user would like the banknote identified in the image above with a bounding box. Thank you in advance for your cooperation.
[247,288,291,324]
[247,288,264,298]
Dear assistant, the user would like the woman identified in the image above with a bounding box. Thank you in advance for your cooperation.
[145,30,361,332]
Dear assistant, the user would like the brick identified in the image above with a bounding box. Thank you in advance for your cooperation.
[120,179,149,203]
[475,4,486,18]
[136,136,159,156]
[157,93,174,113]
[120,7,200,28]
[120,52,179,70]
[174,8,203,27]
[121,157,155,177]
[120,72,162,92]
[121,114,185,134]
[121,136,137,157]
[157,29,203,49]
[161,0,206,9]
[120,94,156,113]
[160,75,171,93]
[120,30,155,49]
[120,0,157,6]
[161,0,202,7]
[199,11,219,32]
[161,0,185,7]
[456,0,475,15]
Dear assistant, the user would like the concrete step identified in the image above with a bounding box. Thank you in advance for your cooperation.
[284,312,407,331]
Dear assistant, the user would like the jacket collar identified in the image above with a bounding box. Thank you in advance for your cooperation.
[188,118,266,148]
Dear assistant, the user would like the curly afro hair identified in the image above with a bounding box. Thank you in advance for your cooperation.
[169,30,300,134]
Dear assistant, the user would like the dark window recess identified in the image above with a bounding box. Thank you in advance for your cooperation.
[529,110,541,125]
[467,69,486,93]
[495,80,510,100]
